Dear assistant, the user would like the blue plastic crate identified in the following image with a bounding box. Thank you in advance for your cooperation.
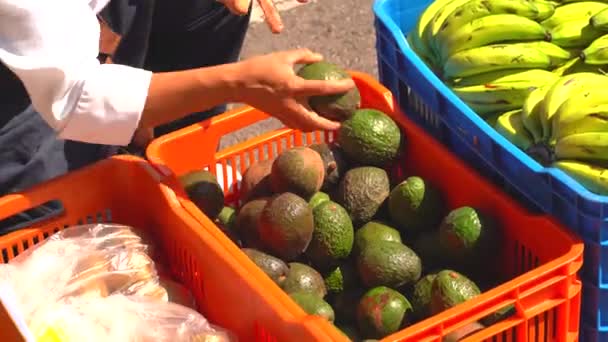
[373,0,608,333]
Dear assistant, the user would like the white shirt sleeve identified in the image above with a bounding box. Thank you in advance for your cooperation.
[0,0,153,146]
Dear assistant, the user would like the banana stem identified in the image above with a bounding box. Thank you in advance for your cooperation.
[526,143,554,166]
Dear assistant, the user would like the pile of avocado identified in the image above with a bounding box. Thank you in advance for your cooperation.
[178,62,513,341]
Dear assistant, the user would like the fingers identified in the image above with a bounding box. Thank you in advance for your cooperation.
[286,102,341,132]
[285,48,324,64]
[289,78,356,97]
[257,0,284,33]
[220,0,251,15]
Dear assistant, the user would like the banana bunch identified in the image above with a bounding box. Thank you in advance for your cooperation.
[492,72,608,195]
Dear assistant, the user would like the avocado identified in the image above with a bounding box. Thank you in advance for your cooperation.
[443,322,485,342]
[242,248,289,286]
[309,191,331,209]
[235,197,269,248]
[241,159,274,201]
[354,221,402,255]
[323,262,359,294]
[356,286,413,339]
[388,176,445,236]
[438,207,499,264]
[306,200,354,268]
[289,291,335,322]
[216,206,241,246]
[411,273,437,321]
[258,193,314,261]
[412,231,445,272]
[338,109,402,167]
[309,143,349,190]
[338,167,391,225]
[270,147,325,198]
[282,262,327,298]
[480,304,515,326]
[357,240,422,288]
[332,288,364,324]
[430,270,481,315]
[179,170,225,219]
[296,61,361,121]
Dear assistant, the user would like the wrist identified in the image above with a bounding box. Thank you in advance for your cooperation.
[212,62,247,103]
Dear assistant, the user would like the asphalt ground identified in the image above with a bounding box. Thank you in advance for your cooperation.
[219,0,377,149]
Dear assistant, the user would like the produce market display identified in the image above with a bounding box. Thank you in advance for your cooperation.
[408,0,608,195]
[179,62,513,341]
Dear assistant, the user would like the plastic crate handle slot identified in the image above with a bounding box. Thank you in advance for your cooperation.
[0,199,64,237]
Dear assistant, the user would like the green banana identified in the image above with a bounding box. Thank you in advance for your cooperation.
[422,0,470,62]
[581,34,608,64]
[553,56,608,75]
[408,0,456,66]
[538,72,608,140]
[451,69,559,116]
[494,109,534,150]
[550,18,605,48]
[434,0,548,47]
[522,83,551,143]
[438,14,550,62]
[541,1,608,30]
[443,42,571,79]
[553,160,608,195]
[591,7,608,31]
[554,132,608,161]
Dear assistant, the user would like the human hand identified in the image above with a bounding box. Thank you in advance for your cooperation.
[232,48,356,132]
[218,0,308,33]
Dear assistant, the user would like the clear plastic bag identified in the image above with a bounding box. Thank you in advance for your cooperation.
[0,224,235,342]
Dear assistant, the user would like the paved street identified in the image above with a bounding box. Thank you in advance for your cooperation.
[220,0,377,148]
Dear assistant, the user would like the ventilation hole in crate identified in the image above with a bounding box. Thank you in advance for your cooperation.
[2,249,9,263]
[86,215,93,224]
[104,209,112,222]
[76,219,83,225]
[96,212,104,223]
[288,133,296,148]
[43,232,50,239]
[33,236,39,245]
[12,245,19,258]
[22,240,29,251]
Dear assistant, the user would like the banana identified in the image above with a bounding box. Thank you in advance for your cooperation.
[550,18,605,48]
[554,132,608,161]
[553,109,608,140]
[434,0,548,46]
[422,0,471,62]
[522,83,551,143]
[494,109,534,150]
[581,34,608,64]
[438,14,550,63]
[533,0,560,21]
[553,56,608,74]
[408,0,457,66]
[541,1,608,30]
[591,7,608,31]
[538,72,608,140]
[443,42,571,79]
[553,160,608,195]
[451,69,559,116]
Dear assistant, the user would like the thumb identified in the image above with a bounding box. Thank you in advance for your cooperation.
[220,0,250,15]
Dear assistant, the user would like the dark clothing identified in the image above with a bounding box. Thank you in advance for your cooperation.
[0,0,250,235]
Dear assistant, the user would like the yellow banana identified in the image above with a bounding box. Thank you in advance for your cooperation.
[439,14,550,63]
[554,160,608,195]
[408,0,456,66]
[581,34,608,64]
[541,1,608,30]
[538,72,608,141]
[422,0,471,62]
[494,109,534,150]
[550,18,605,48]
[591,7,608,31]
[553,109,608,141]
[554,132,608,161]
[443,42,571,79]
[522,83,551,143]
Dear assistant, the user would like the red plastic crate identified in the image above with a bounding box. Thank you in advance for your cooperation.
[0,156,334,342]
[147,72,584,341]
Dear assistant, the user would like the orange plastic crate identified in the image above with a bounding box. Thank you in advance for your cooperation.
[0,156,334,342]
[147,72,584,341]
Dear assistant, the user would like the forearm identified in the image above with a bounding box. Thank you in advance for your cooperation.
[139,63,241,129]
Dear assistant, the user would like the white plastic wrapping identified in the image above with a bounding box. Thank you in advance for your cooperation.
[0,224,234,342]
